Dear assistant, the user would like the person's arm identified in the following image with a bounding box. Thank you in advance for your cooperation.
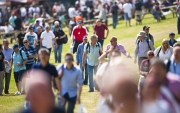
[134,43,138,64]
[21,51,28,66]
[99,53,107,62]
[120,46,131,58]
[71,27,75,45]
[16,38,19,44]
[105,27,109,39]
[76,45,80,65]
[40,33,43,48]
[76,70,83,104]
[149,41,155,51]
[34,33,38,47]
[82,44,87,68]
[93,25,96,34]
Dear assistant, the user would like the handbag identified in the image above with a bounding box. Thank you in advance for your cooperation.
[63,35,68,44]
[77,104,87,113]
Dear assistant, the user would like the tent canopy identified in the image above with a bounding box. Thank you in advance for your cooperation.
[0,2,10,6]
[7,0,40,3]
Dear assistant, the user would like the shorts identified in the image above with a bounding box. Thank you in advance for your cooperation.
[26,64,33,71]
[14,70,25,83]
[124,12,131,20]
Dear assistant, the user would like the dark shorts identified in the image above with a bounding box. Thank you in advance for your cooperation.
[26,64,33,71]
[14,70,25,83]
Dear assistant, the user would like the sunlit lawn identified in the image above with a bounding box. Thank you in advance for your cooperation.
[0,13,179,113]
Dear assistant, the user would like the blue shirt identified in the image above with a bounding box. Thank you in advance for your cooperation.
[20,46,36,64]
[2,47,13,61]
[33,25,45,32]
[76,43,87,64]
[56,64,83,98]
[32,62,58,78]
[12,50,27,72]
[168,39,177,47]
[167,57,180,76]
[9,16,17,28]
[84,42,102,66]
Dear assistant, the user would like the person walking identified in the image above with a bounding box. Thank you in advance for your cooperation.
[53,25,66,63]
[24,26,38,47]
[71,20,88,53]
[94,19,109,47]
[17,27,26,48]
[0,44,5,96]
[123,0,133,27]
[134,31,154,68]
[154,39,173,61]
[11,44,27,95]
[40,25,56,53]
[76,36,88,85]
[165,45,180,76]
[111,2,119,29]
[57,53,83,113]
[82,34,103,92]
[35,26,43,54]
[138,50,154,92]
[105,37,131,58]
[2,39,13,94]
[168,32,177,47]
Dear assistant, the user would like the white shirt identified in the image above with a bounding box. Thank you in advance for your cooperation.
[20,7,27,17]
[41,31,55,48]
[59,4,66,12]
[68,7,76,18]
[0,25,14,33]
[154,46,173,61]
[24,32,37,46]
[28,7,35,16]
[123,3,133,14]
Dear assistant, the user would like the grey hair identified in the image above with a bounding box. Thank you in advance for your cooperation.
[38,48,50,56]
[91,34,98,39]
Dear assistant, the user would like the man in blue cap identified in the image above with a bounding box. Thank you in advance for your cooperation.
[11,44,27,95]
[168,32,177,47]
[76,36,88,85]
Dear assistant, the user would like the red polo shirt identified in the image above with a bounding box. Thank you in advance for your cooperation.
[72,26,87,42]
[94,24,108,39]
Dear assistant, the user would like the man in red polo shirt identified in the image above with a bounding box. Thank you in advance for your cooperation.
[71,20,88,53]
[94,19,109,47]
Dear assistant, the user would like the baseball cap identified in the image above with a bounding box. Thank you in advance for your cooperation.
[169,32,175,35]
[77,20,83,24]
[36,20,40,23]
[83,36,87,40]
[143,26,150,30]
[12,44,19,49]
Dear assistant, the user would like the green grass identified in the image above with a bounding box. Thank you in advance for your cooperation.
[0,13,179,113]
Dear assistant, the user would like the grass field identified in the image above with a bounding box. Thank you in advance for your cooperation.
[0,13,179,113]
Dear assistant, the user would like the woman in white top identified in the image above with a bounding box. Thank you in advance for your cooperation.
[154,39,173,61]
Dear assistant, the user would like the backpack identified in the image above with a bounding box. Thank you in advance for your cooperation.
[148,33,153,41]
[53,64,64,90]
[86,42,102,55]
[157,46,162,57]
[11,50,24,62]
[137,39,151,50]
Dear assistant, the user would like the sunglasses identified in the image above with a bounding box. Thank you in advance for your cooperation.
[148,54,154,56]
[145,29,149,30]
[65,57,73,61]
[110,40,116,42]
[23,41,28,44]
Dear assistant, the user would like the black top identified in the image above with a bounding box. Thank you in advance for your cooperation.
[54,29,65,45]
[14,17,22,30]
[17,33,26,47]
[20,107,65,113]
[35,32,42,45]
[135,1,143,11]
[111,5,119,15]
[0,52,4,71]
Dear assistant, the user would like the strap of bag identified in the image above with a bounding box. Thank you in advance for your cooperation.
[157,46,162,57]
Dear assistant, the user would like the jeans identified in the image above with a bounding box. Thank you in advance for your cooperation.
[54,44,63,63]
[80,63,88,84]
[177,18,180,34]
[61,93,77,113]
[4,69,11,93]
[112,14,118,29]
[152,11,162,19]
[98,39,104,47]
[87,64,98,90]
[0,71,4,94]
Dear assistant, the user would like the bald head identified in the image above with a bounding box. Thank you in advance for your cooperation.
[25,70,54,110]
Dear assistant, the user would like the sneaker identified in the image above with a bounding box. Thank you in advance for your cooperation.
[4,91,9,94]
[14,91,21,95]
[21,91,26,95]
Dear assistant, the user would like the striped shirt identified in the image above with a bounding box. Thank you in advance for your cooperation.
[134,39,154,59]
[20,45,36,64]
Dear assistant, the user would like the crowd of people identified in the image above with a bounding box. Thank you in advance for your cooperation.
[0,0,180,113]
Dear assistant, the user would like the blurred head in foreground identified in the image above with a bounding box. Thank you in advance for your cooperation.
[96,57,138,113]
[23,70,65,113]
